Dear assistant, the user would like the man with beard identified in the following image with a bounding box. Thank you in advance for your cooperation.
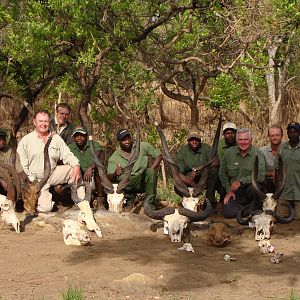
[175,130,212,200]
[219,128,265,218]
[68,125,107,208]
[260,125,283,193]
[278,122,300,219]
[107,129,162,207]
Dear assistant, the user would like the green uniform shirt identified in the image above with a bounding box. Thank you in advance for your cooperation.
[107,141,160,179]
[279,141,300,200]
[68,141,102,173]
[217,138,237,160]
[219,146,265,193]
[176,143,211,175]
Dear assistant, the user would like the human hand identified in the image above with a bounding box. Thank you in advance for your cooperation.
[231,180,241,193]
[70,165,81,183]
[224,191,235,205]
[83,167,93,182]
[115,164,122,176]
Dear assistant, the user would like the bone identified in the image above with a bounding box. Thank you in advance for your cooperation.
[178,243,194,252]
[270,253,284,264]
[63,219,91,246]
[0,196,20,233]
[224,254,236,262]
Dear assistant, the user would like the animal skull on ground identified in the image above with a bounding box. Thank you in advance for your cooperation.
[181,187,201,212]
[63,219,91,246]
[164,209,189,242]
[252,212,275,241]
[106,183,126,213]
[0,195,20,233]
[206,223,231,246]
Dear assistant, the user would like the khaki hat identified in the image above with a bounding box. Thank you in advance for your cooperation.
[222,122,237,132]
[187,131,201,140]
[72,125,87,136]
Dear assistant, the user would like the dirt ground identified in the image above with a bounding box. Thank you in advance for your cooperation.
[0,208,300,300]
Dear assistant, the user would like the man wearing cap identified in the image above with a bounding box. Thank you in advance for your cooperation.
[54,103,74,145]
[219,128,265,218]
[207,122,237,211]
[68,125,107,208]
[0,128,25,193]
[277,122,300,219]
[107,128,162,207]
[17,110,83,213]
[175,130,212,196]
[260,125,283,193]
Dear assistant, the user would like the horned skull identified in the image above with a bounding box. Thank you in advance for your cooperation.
[63,219,91,246]
[0,195,20,233]
[252,212,275,241]
[262,194,277,212]
[164,209,188,242]
[182,187,200,212]
[107,183,126,213]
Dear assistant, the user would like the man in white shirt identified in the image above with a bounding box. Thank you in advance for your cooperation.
[17,109,82,213]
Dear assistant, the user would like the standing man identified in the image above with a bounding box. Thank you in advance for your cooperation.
[17,110,82,213]
[175,130,212,199]
[68,125,107,208]
[219,128,265,218]
[208,122,237,210]
[54,103,74,145]
[278,122,300,219]
[107,129,162,207]
[260,125,283,192]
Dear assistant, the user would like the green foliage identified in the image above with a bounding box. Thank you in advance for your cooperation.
[60,288,83,300]
[207,74,243,110]
[90,106,117,125]
[157,180,181,204]
[288,291,300,300]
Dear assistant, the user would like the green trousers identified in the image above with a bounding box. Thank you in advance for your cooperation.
[124,168,158,205]
[206,166,226,206]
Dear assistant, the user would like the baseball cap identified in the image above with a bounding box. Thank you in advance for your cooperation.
[287,122,300,130]
[187,130,201,140]
[72,125,87,136]
[0,129,7,137]
[222,122,237,132]
[116,129,131,141]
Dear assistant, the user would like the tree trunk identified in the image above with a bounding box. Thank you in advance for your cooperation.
[190,98,199,129]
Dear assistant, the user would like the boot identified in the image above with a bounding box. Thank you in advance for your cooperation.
[77,200,102,237]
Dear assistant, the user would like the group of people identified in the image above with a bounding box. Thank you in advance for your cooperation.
[0,102,299,221]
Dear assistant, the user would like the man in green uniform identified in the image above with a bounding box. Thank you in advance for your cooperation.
[107,129,162,207]
[175,130,212,199]
[219,128,265,218]
[68,125,106,208]
[208,122,237,210]
[278,122,300,219]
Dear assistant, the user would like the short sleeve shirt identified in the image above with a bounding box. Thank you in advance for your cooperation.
[68,141,102,173]
[107,141,161,178]
[175,143,211,175]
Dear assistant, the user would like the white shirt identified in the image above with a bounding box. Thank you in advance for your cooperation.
[17,131,79,181]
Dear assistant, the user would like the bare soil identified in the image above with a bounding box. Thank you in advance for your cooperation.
[0,209,300,300]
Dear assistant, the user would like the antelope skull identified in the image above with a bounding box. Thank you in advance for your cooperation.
[106,184,126,213]
[252,212,275,241]
[181,187,200,212]
[63,219,91,246]
[0,195,20,233]
[164,209,189,242]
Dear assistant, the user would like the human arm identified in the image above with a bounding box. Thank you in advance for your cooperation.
[149,154,162,169]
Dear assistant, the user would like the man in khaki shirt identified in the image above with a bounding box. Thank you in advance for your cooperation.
[17,110,83,213]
